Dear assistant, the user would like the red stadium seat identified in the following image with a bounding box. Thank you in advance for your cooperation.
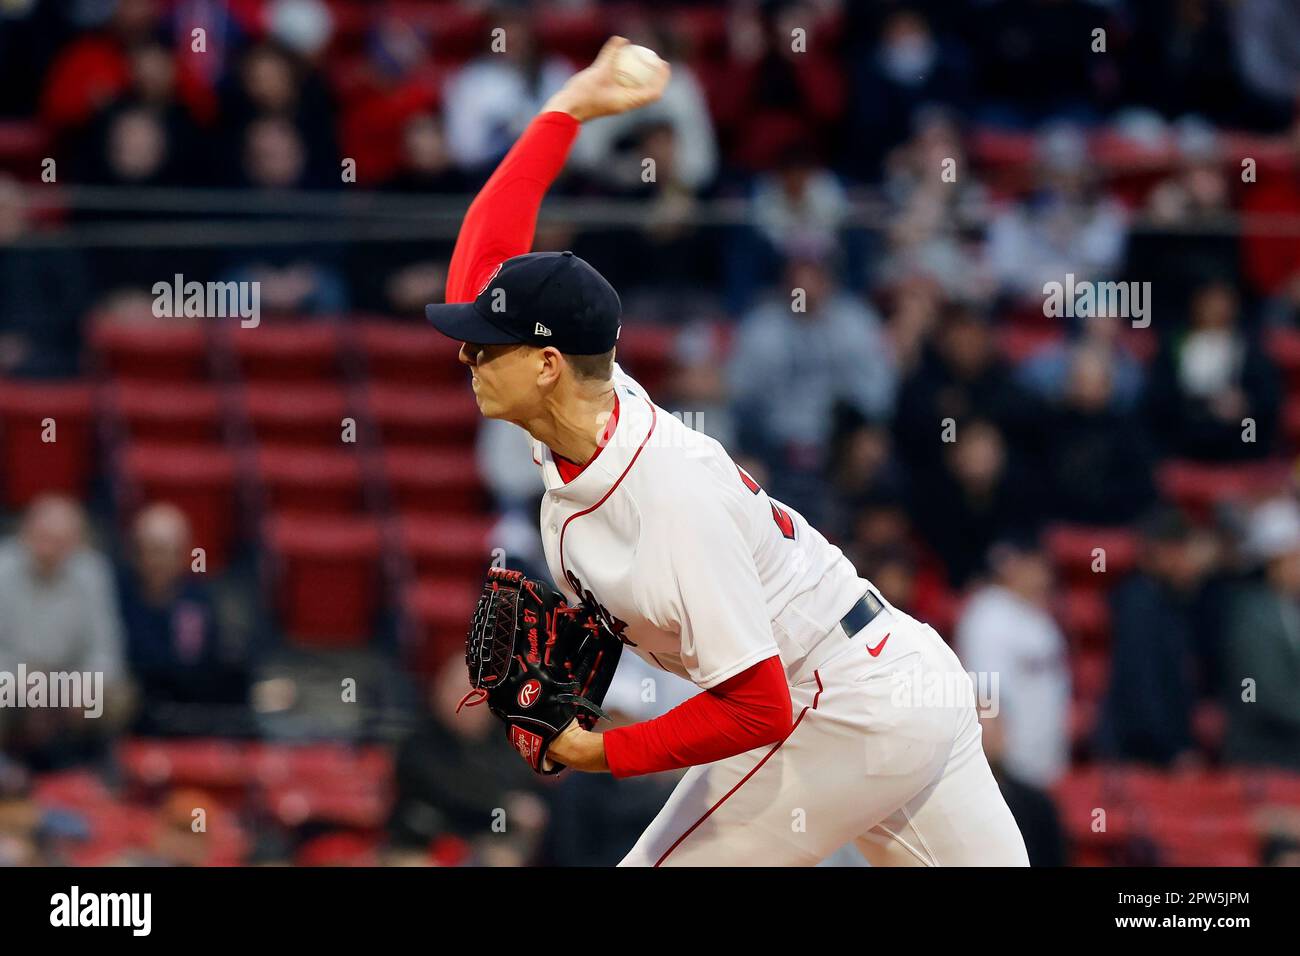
[0,120,48,176]
[101,381,226,443]
[226,322,344,382]
[1260,770,1300,807]
[263,513,383,647]
[1283,395,1300,452]
[355,320,465,386]
[997,325,1065,363]
[1057,586,1111,648]
[0,380,96,507]
[250,742,392,787]
[1045,524,1138,585]
[1157,459,1291,520]
[250,445,368,515]
[30,769,115,809]
[363,383,479,449]
[402,577,480,675]
[1145,812,1259,867]
[117,443,240,570]
[238,382,353,447]
[119,738,253,789]
[1267,328,1300,392]
[393,513,493,581]
[1071,647,1110,703]
[616,322,679,396]
[381,446,485,515]
[88,319,211,382]
[535,8,608,62]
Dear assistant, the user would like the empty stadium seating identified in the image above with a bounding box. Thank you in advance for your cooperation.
[0,379,95,506]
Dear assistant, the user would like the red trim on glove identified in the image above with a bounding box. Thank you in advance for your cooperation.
[603,655,793,779]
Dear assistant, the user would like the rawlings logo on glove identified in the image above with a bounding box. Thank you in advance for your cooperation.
[458,567,624,773]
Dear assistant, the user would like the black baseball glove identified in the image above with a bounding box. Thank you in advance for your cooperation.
[458,567,623,773]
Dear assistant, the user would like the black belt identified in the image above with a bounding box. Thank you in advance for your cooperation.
[839,590,885,639]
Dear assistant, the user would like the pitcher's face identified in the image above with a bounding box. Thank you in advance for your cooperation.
[459,341,539,420]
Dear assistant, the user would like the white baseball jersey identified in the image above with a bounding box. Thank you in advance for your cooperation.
[531,365,1029,867]
[534,365,866,689]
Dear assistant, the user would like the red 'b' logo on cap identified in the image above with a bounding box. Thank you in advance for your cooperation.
[517,679,542,708]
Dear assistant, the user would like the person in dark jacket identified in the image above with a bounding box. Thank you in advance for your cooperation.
[1043,345,1156,525]
[1222,498,1300,770]
[1095,508,1218,765]
[118,503,247,734]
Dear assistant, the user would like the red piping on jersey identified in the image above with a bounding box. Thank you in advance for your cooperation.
[653,669,824,867]
[557,396,657,589]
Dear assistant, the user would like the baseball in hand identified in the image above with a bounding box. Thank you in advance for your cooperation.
[613,44,665,89]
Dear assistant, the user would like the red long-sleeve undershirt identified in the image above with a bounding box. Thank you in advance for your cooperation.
[449,111,794,777]
[445,111,580,304]
[604,656,793,778]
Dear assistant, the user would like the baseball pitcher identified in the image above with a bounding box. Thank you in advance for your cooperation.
[426,37,1029,867]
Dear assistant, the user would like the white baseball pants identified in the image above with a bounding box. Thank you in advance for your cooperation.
[619,601,1030,866]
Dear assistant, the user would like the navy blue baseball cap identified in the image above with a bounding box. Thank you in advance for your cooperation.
[425,251,621,355]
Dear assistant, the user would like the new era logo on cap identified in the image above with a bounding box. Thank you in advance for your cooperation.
[425,251,621,356]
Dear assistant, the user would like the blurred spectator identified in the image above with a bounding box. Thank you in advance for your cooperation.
[573,121,716,310]
[1125,119,1238,319]
[956,536,1070,787]
[876,110,990,299]
[39,0,215,136]
[881,274,945,379]
[383,114,469,195]
[1123,0,1252,125]
[571,28,718,194]
[981,713,1067,867]
[728,148,848,312]
[222,116,349,315]
[713,1,845,172]
[728,253,896,520]
[388,654,548,865]
[0,496,130,769]
[986,124,1126,301]
[660,321,737,452]
[1242,118,1300,301]
[1040,343,1156,524]
[0,175,89,377]
[909,418,1042,588]
[1222,498,1300,770]
[1145,277,1280,461]
[893,303,1037,472]
[339,14,441,184]
[829,415,906,514]
[845,8,969,181]
[1095,508,1218,766]
[852,541,919,615]
[1231,0,1300,127]
[117,503,248,735]
[968,0,1116,125]
[220,40,340,187]
[441,8,572,177]
[1017,314,1144,411]
[351,113,463,314]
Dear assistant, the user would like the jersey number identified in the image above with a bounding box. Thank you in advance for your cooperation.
[736,464,796,541]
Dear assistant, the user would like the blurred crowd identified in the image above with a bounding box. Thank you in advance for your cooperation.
[3,0,1300,865]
